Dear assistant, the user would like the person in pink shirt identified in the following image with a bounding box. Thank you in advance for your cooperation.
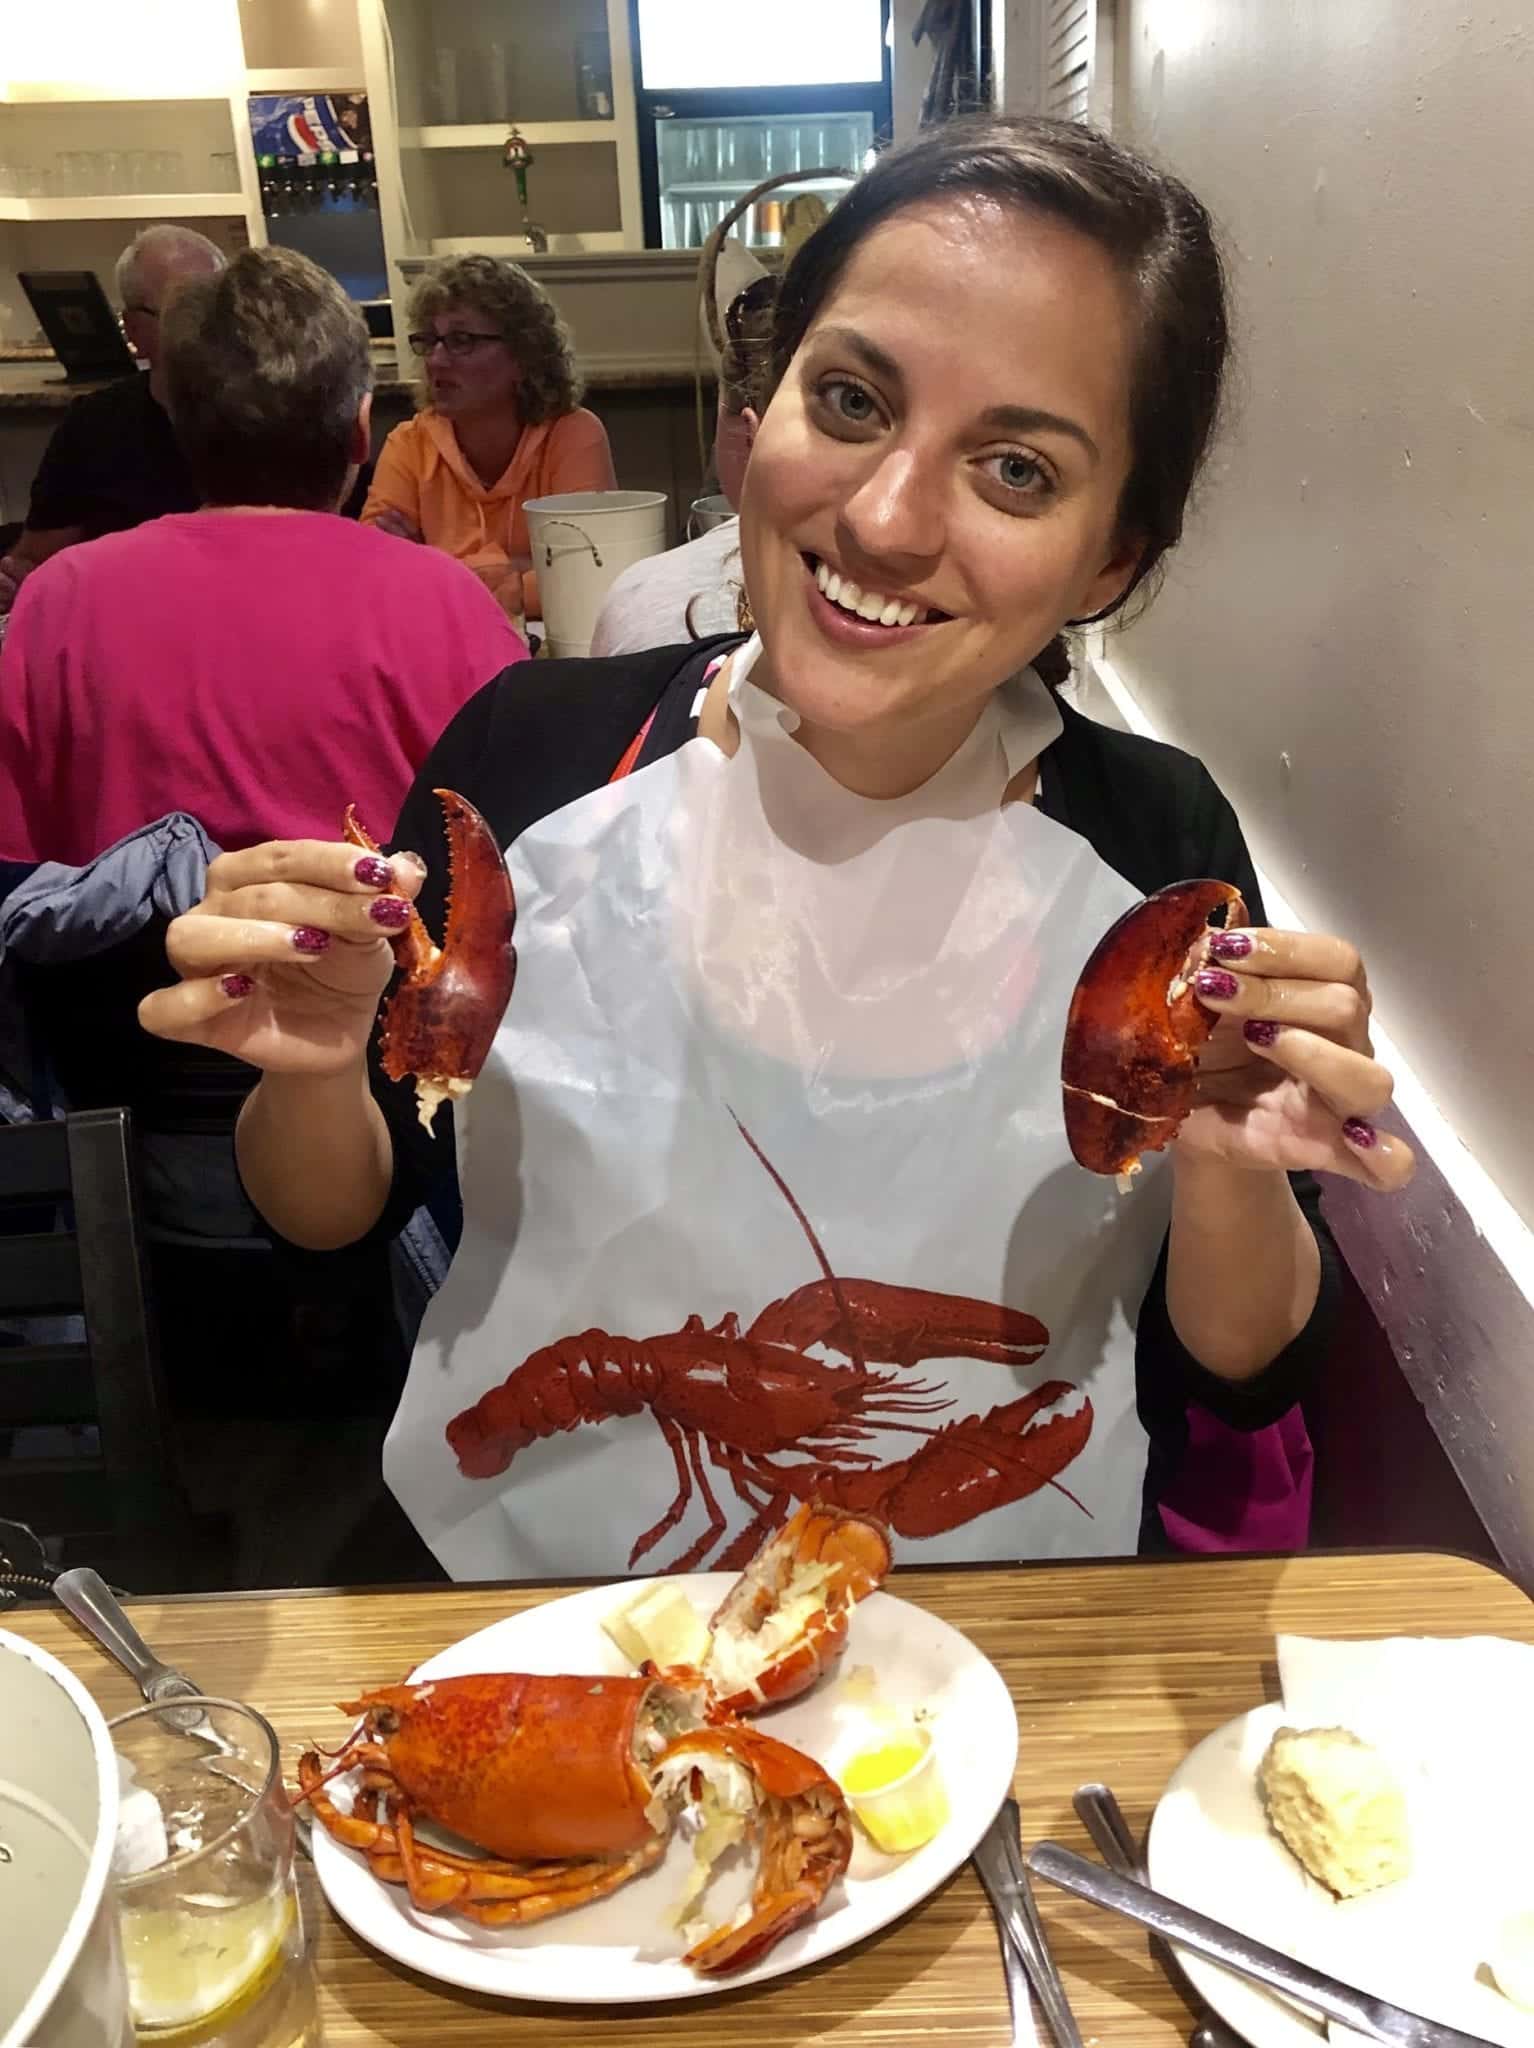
[0,245,525,867]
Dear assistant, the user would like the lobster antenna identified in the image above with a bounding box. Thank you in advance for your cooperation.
[728,1110,869,1376]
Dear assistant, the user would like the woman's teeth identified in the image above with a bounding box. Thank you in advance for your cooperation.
[812,558,924,629]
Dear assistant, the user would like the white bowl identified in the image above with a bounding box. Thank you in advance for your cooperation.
[0,1627,133,2048]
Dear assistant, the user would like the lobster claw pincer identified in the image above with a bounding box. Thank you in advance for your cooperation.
[343,788,516,1134]
[1061,877,1248,1179]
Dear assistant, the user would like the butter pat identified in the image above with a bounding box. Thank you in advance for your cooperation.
[1258,1725,1409,1899]
[602,1582,710,1669]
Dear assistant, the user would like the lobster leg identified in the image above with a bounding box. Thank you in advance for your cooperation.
[747,1279,1049,1371]
[629,1413,700,1568]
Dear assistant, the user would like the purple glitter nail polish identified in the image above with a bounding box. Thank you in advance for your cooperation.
[1194,968,1240,1001]
[1243,1019,1280,1047]
[369,896,411,929]
[291,925,331,953]
[1343,1118,1378,1149]
[220,973,254,999]
[353,855,392,889]
[1209,930,1254,961]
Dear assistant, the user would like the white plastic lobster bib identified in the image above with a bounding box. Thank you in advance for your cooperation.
[385,638,1171,1578]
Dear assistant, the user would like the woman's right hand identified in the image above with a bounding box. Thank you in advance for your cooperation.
[138,839,426,1076]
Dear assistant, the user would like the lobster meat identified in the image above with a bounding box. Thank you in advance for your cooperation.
[294,1669,850,1973]
[652,1723,852,1974]
[344,788,516,1134]
[698,1502,891,1716]
[1061,878,1248,1178]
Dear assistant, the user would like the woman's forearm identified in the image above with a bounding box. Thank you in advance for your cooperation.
[1165,1156,1321,1380]
[236,1065,395,1250]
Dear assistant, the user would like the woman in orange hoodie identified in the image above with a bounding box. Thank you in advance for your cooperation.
[362,254,616,622]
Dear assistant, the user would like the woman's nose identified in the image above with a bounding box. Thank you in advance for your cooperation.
[838,445,945,570]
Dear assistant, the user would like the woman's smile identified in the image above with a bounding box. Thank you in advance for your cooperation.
[801,549,950,650]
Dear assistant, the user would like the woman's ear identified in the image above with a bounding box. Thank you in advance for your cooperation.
[1074,532,1145,624]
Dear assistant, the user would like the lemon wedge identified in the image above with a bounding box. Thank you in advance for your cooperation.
[120,1888,293,2044]
[839,1729,948,1853]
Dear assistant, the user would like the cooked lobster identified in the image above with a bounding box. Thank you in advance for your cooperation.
[344,788,516,1133]
[1061,878,1248,1177]
[296,1671,700,1925]
[294,1669,850,1972]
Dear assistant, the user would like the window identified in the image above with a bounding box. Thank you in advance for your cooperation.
[1042,0,1112,126]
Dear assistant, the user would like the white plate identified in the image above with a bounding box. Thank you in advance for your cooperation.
[310,1576,1018,2004]
[1148,1704,1534,2048]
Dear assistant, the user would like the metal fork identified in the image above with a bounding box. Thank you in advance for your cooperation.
[1074,1783,1247,2048]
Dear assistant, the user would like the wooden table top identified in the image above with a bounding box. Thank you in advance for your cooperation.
[6,1551,1529,2046]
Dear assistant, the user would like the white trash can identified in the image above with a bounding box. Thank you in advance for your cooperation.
[0,1628,133,2048]
[525,489,669,659]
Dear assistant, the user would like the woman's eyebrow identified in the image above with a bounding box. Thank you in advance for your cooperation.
[810,326,1100,462]
[981,404,1100,462]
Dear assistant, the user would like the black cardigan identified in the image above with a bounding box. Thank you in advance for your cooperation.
[368,638,1340,1550]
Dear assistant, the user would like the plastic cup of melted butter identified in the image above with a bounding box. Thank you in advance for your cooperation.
[837,1724,949,1854]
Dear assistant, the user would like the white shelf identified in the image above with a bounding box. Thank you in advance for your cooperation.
[0,193,247,222]
[246,69,366,95]
[0,83,235,105]
[400,122,618,151]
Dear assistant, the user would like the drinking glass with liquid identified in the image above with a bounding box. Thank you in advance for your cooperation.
[110,1697,320,2047]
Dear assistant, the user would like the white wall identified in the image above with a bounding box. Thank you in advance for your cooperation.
[1107,0,1534,1236]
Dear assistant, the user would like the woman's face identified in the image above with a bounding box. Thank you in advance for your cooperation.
[740,198,1142,751]
[420,301,521,419]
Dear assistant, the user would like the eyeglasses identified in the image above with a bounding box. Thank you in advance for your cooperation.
[725,275,777,344]
[406,330,504,359]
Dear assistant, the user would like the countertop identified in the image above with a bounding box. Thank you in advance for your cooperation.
[0,351,711,409]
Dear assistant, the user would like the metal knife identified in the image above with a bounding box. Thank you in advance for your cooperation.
[1028,1843,1497,2048]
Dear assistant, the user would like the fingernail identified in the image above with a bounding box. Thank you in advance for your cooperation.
[1243,1019,1280,1047]
[399,851,428,878]
[1194,968,1240,1001]
[291,925,331,953]
[220,973,254,999]
[1208,930,1254,961]
[353,855,393,889]
[369,896,411,929]
[1343,1118,1378,1150]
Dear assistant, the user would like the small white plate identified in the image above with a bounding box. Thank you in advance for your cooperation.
[310,1575,1018,2005]
[1147,1704,1534,2048]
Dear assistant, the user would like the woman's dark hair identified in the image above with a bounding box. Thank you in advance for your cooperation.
[763,116,1230,675]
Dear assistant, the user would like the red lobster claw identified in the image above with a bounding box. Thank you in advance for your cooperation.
[344,789,516,1134]
[1061,877,1247,1178]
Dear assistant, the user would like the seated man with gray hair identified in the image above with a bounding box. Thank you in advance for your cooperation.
[0,246,524,865]
[0,224,224,614]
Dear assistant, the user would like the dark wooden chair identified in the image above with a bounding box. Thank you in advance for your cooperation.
[0,1107,203,1578]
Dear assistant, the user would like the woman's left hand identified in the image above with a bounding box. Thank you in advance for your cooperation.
[373,507,423,545]
[1175,928,1416,1189]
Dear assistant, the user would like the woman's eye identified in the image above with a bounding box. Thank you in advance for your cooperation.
[987,452,1050,496]
[819,377,880,426]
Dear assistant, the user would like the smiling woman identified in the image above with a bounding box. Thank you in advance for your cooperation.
[142,119,1414,1582]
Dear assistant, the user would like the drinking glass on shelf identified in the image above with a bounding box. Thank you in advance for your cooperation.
[209,150,239,191]
[109,1697,320,2048]
[126,149,152,192]
[151,150,184,191]
[100,149,127,193]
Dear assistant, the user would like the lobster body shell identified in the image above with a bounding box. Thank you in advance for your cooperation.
[1061,877,1248,1176]
[342,1672,661,1860]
